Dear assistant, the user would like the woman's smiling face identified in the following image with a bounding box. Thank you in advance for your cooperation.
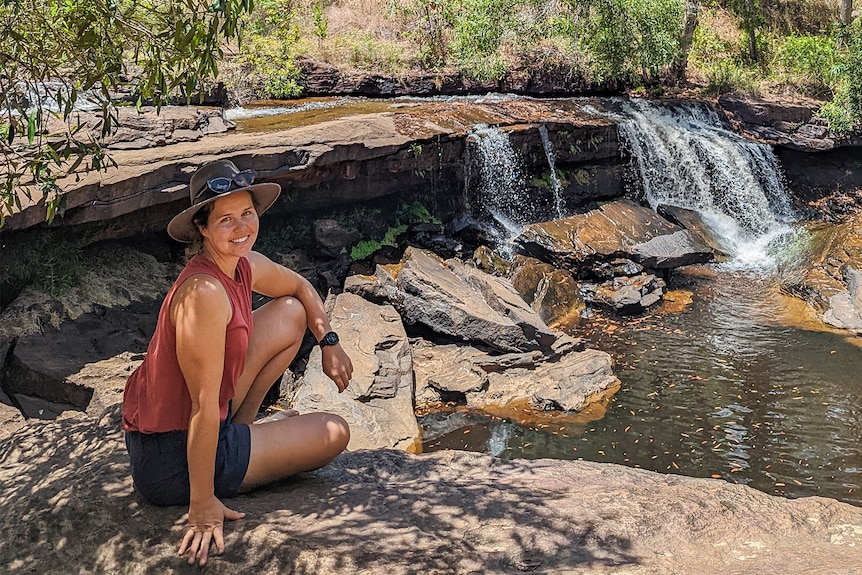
[199,191,259,259]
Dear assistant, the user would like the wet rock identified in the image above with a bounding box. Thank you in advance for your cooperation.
[472,245,513,276]
[823,267,862,333]
[784,212,862,326]
[632,229,716,268]
[658,204,729,258]
[293,293,419,451]
[584,274,667,315]
[349,247,560,354]
[313,219,361,258]
[509,255,585,330]
[515,200,692,276]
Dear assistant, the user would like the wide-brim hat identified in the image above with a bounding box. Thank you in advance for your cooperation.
[167,160,281,243]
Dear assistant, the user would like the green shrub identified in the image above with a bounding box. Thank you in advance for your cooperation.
[579,0,684,83]
[703,59,759,95]
[772,34,837,89]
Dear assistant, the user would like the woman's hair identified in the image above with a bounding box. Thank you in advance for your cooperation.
[184,202,214,260]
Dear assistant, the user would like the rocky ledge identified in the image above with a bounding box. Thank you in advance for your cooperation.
[2,407,862,575]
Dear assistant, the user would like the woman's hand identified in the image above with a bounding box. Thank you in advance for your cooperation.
[178,496,245,566]
[322,344,353,392]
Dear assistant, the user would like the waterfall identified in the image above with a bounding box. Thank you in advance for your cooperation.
[467,124,532,249]
[615,99,800,268]
[538,124,566,219]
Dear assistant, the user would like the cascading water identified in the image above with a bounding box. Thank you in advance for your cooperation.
[466,124,531,251]
[614,99,800,268]
[538,124,566,219]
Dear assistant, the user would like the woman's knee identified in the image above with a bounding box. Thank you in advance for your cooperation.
[321,413,350,452]
[273,296,307,331]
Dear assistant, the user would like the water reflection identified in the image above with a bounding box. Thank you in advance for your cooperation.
[419,266,862,506]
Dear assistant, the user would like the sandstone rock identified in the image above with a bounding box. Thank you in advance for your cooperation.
[7,411,860,575]
[585,274,667,315]
[293,292,419,451]
[716,93,862,152]
[475,348,620,412]
[823,267,862,333]
[515,199,690,275]
[351,247,561,354]
[784,213,862,326]
[0,246,170,412]
[412,339,619,412]
[631,229,715,268]
[510,255,585,330]
[658,204,729,258]
[43,106,234,151]
[0,395,25,440]
[412,341,488,404]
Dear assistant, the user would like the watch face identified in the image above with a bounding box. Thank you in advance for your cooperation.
[321,331,339,347]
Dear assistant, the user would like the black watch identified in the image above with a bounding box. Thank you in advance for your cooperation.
[319,331,340,348]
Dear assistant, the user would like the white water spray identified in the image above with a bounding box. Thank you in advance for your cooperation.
[538,124,566,219]
[615,99,800,269]
[467,124,531,250]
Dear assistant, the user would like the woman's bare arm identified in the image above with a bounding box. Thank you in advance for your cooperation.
[172,274,245,566]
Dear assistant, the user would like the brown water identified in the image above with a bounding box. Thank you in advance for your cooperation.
[419,266,862,506]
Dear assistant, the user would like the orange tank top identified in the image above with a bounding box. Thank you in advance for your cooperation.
[122,255,253,433]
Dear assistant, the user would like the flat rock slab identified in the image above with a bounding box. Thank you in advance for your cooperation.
[2,411,862,574]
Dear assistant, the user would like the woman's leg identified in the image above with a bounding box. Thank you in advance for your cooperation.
[231,294,351,490]
[240,412,350,490]
[231,296,307,425]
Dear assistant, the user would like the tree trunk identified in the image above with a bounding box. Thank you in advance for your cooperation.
[748,26,758,63]
[840,0,853,25]
[672,0,700,82]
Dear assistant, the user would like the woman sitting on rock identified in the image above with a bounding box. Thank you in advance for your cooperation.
[122,160,352,566]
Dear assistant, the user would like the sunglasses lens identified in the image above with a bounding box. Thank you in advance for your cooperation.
[233,169,256,188]
[207,177,232,194]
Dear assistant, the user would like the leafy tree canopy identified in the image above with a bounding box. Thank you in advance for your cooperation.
[0,0,252,224]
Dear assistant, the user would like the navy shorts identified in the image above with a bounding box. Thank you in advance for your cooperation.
[124,411,252,507]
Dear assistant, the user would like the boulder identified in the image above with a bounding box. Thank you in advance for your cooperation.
[631,230,715,268]
[657,204,729,258]
[348,247,560,354]
[412,339,619,412]
[4,411,862,575]
[515,199,712,275]
[509,255,585,330]
[584,274,667,315]
[412,341,489,404]
[783,212,862,328]
[293,292,419,451]
[823,267,862,333]
[313,218,361,258]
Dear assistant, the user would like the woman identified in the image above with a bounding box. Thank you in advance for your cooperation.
[122,160,352,566]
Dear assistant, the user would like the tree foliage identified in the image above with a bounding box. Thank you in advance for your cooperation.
[0,0,252,225]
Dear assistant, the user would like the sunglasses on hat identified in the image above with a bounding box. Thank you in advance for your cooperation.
[196,169,257,198]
